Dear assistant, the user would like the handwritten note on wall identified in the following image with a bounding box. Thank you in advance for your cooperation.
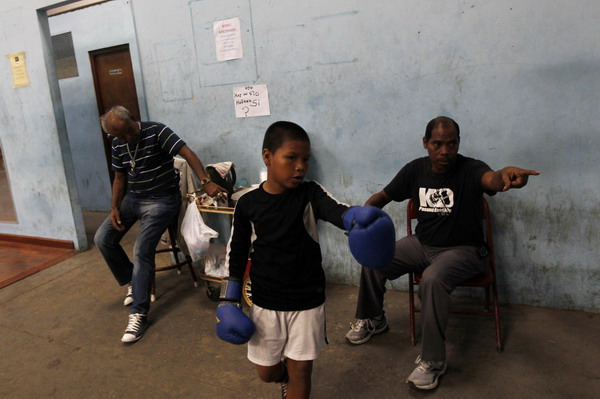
[214,17,243,62]
[233,84,271,118]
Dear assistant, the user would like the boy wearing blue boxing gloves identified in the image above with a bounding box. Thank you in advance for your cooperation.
[215,121,394,398]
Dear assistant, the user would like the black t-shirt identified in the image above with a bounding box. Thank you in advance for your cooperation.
[226,181,348,311]
[384,154,494,247]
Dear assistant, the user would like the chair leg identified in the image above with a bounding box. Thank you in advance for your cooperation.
[168,226,198,288]
[152,224,199,302]
[151,272,156,302]
[408,273,417,346]
[185,254,198,287]
[492,282,503,352]
[168,226,183,275]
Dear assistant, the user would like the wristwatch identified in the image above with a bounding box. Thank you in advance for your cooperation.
[200,176,212,186]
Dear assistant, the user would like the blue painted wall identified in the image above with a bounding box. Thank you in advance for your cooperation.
[0,1,86,249]
[0,0,598,311]
[48,0,147,211]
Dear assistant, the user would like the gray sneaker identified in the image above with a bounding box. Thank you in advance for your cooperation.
[406,355,447,390]
[123,284,133,306]
[345,316,389,344]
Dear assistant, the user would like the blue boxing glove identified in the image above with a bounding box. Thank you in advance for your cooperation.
[215,277,255,345]
[343,206,396,270]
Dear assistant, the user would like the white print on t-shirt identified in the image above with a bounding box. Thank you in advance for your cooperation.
[419,188,454,215]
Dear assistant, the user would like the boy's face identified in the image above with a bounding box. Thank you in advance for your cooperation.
[262,140,311,194]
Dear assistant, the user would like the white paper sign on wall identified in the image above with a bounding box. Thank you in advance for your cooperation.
[214,17,243,61]
[233,84,271,118]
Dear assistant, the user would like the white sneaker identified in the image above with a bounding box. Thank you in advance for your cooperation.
[406,355,447,390]
[121,313,148,343]
[123,284,133,306]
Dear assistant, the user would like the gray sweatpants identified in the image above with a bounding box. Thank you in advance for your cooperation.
[354,235,485,362]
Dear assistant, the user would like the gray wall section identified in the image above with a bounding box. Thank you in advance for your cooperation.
[0,0,598,310]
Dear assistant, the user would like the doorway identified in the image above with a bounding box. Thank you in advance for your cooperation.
[0,144,17,223]
[89,44,141,183]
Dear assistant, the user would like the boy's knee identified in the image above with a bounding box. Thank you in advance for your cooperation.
[287,360,313,381]
[289,367,311,382]
[257,372,275,383]
[256,363,286,383]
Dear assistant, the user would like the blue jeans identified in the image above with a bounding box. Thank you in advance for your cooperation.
[94,192,181,315]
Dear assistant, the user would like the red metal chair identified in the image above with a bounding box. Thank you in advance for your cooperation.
[407,197,503,352]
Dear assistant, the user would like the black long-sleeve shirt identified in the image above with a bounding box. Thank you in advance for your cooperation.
[226,181,348,311]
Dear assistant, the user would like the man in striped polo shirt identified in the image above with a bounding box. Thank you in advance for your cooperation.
[94,105,226,343]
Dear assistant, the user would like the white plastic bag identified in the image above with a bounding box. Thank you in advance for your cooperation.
[180,201,218,261]
[203,243,228,278]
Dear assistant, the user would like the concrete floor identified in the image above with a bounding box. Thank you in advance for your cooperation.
[1,213,599,399]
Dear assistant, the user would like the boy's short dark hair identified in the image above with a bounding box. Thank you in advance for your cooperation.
[425,116,460,142]
[262,121,310,153]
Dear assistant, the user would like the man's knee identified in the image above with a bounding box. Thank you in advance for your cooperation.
[360,266,391,290]
[418,270,451,295]
[94,228,108,249]
[388,235,427,275]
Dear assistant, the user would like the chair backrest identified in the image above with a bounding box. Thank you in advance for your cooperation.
[406,197,494,258]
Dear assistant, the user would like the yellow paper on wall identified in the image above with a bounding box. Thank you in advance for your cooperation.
[5,51,30,88]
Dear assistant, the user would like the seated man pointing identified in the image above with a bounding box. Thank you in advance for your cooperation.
[346,116,539,390]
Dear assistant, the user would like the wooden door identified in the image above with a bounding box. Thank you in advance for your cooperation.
[89,44,140,183]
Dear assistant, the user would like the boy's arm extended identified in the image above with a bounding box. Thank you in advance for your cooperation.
[311,182,396,270]
[311,182,350,229]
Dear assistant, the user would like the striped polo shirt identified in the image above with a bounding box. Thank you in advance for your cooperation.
[111,122,186,197]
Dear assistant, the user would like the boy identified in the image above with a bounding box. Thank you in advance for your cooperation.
[215,121,394,398]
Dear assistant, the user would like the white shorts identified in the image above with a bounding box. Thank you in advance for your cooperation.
[247,303,327,366]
